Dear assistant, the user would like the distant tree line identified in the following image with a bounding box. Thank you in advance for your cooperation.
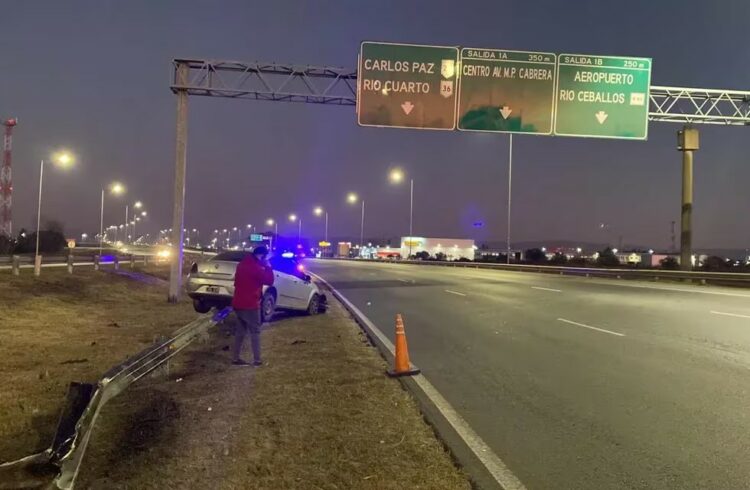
[0,220,67,255]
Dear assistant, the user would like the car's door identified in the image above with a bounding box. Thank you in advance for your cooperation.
[269,257,299,308]
[269,257,309,309]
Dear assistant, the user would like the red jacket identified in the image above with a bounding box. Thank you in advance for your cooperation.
[232,255,274,310]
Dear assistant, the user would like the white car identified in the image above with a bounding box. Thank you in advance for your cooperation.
[186,251,326,320]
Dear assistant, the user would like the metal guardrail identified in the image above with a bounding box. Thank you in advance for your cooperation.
[0,307,231,490]
[319,258,750,285]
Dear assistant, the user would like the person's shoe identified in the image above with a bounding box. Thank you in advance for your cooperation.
[252,360,265,367]
[232,359,252,366]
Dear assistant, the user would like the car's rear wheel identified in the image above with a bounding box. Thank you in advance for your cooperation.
[306,293,321,316]
[261,292,276,322]
[193,298,212,314]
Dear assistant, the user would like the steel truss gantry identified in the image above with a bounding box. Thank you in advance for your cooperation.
[171,58,750,125]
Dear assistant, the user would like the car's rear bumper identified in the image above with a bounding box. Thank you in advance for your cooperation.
[186,276,234,296]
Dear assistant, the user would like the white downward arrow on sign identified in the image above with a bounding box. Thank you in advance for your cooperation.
[401,101,415,115]
[595,111,608,124]
[499,106,512,120]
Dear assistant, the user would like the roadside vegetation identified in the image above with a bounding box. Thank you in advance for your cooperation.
[0,268,195,462]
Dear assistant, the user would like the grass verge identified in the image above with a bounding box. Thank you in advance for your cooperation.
[0,268,196,462]
[76,297,471,489]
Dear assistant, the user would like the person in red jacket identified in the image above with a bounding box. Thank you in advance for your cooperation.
[231,245,274,366]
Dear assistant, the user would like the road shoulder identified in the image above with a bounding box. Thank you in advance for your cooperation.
[77,297,471,489]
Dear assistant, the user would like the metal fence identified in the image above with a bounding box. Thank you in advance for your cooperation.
[0,307,231,490]
[321,258,750,286]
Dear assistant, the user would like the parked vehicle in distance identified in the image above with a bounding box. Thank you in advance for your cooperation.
[186,251,326,319]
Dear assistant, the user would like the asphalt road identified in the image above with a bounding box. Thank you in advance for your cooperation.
[309,259,750,490]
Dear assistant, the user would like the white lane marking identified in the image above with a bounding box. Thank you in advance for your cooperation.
[608,283,750,299]
[531,286,562,293]
[398,278,412,283]
[444,289,467,297]
[557,318,625,337]
[373,262,750,299]
[310,271,526,490]
[710,310,750,319]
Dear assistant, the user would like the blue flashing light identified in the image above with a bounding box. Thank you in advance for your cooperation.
[281,252,294,258]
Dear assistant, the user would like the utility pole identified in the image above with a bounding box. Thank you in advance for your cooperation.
[677,126,699,271]
[670,221,676,253]
[168,62,189,303]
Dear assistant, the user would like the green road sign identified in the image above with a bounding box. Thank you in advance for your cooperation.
[357,42,459,130]
[457,48,556,135]
[554,54,652,140]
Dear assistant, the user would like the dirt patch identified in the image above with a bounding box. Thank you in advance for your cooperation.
[0,268,196,463]
[77,299,471,489]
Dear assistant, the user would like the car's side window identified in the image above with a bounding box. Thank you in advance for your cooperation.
[270,257,296,276]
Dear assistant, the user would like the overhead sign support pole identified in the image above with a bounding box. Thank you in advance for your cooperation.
[168,62,189,303]
[677,127,699,271]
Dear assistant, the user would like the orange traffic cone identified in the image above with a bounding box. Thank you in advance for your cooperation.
[387,314,421,377]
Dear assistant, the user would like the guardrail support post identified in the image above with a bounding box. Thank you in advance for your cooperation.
[67,253,74,274]
[94,255,100,271]
[143,254,148,266]
[11,255,19,275]
[130,254,135,269]
[34,255,42,276]
[113,256,119,270]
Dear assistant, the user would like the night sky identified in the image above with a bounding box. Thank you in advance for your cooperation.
[2,0,749,250]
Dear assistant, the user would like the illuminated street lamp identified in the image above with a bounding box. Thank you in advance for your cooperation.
[34,150,76,274]
[313,206,329,254]
[265,218,278,250]
[388,168,404,184]
[289,213,302,242]
[347,193,365,249]
[388,168,414,258]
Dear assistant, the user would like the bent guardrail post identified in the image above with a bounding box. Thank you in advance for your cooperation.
[53,307,231,489]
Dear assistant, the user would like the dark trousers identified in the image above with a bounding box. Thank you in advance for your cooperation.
[233,309,262,362]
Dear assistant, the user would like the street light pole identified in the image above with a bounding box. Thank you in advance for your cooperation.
[360,200,365,248]
[34,160,45,275]
[124,205,129,244]
[298,218,302,242]
[507,134,513,265]
[409,178,414,259]
[99,189,105,254]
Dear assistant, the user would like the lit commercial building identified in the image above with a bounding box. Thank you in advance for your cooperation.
[400,236,475,260]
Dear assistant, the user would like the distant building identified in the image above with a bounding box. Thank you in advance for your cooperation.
[400,236,475,260]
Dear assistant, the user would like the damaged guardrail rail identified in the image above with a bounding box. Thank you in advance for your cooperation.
[0,307,231,490]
